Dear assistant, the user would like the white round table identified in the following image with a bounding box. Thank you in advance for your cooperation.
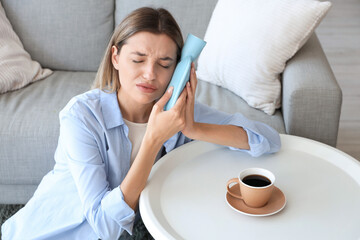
[139,134,360,240]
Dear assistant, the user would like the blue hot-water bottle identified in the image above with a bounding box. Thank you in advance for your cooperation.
[164,34,206,111]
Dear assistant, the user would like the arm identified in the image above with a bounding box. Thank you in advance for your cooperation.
[120,136,162,210]
[187,122,250,150]
[120,86,188,210]
[188,103,281,157]
[60,112,135,239]
[182,63,280,157]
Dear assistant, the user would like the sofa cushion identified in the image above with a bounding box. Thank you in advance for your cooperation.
[1,0,114,71]
[196,0,331,115]
[196,79,286,134]
[0,71,96,185]
[0,2,53,94]
[115,0,218,40]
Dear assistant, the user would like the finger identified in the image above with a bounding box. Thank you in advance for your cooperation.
[180,89,188,114]
[179,89,188,114]
[155,86,173,110]
[179,94,187,118]
[185,82,195,116]
[172,87,187,110]
[190,62,197,95]
[178,88,188,105]
[186,81,194,102]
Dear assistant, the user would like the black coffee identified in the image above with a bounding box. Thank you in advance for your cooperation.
[242,174,271,187]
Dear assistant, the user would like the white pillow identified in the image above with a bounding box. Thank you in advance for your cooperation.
[0,2,52,94]
[196,0,331,115]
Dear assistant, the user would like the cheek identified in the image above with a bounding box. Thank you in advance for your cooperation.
[164,65,176,82]
[159,70,175,88]
[118,62,139,84]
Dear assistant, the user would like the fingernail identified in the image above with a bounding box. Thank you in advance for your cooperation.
[167,86,173,93]
[187,82,190,87]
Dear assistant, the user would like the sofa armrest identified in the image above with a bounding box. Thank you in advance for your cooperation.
[282,33,342,147]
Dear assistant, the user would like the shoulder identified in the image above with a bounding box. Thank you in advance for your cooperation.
[59,89,102,122]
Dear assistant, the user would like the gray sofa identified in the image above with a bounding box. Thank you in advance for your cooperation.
[0,0,342,204]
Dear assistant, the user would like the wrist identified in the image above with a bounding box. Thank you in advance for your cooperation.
[185,122,201,140]
[143,131,164,150]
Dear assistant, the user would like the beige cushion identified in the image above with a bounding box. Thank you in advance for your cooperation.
[0,2,52,94]
[196,0,331,115]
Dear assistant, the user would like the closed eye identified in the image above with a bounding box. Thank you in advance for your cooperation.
[159,64,171,69]
[132,60,171,69]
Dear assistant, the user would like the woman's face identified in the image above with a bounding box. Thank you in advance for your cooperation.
[112,31,178,106]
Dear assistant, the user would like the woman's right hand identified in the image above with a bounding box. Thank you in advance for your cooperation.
[145,86,187,146]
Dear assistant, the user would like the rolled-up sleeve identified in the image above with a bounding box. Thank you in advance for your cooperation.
[59,112,135,239]
[194,102,281,157]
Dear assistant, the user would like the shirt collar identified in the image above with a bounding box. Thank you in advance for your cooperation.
[100,90,125,129]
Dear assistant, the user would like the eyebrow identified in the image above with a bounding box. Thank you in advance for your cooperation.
[131,51,174,61]
[131,51,146,57]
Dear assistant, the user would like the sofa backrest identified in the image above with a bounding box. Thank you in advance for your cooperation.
[1,0,114,72]
[115,0,218,42]
[2,0,218,72]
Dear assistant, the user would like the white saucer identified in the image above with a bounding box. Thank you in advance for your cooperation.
[226,183,286,217]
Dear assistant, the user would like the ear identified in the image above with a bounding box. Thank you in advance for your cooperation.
[111,46,120,70]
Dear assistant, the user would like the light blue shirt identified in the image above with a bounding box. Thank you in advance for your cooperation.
[2,89,281,240]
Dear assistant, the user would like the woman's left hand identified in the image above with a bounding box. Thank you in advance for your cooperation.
[181,62,198,138]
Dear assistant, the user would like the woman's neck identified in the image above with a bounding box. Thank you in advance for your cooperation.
[117,90,153,123]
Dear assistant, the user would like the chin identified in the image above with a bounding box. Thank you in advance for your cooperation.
[136,95,158,106]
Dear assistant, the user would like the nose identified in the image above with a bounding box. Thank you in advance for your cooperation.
[142,62,156,81]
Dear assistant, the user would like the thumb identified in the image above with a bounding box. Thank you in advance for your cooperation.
[155,86,173,110]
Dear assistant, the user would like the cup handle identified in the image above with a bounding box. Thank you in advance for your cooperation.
[227,178,243,200]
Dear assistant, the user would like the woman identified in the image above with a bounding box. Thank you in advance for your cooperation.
[2,7,280,240]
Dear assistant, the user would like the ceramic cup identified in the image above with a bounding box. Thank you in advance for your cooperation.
[227,168,275,208]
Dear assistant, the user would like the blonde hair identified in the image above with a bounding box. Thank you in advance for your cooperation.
[92,7,184,92]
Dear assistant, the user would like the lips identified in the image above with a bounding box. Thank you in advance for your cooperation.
[136,83,158,93]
